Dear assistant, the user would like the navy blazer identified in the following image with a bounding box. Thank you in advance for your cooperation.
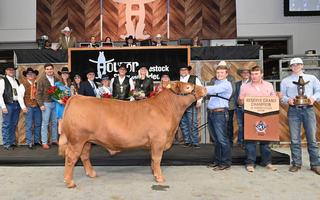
[78,81,97,97]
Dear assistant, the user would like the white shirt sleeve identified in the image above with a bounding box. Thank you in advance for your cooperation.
[18,84,26,109]
[110,78,114,92]
[0,79,6,109]
[196,77,203,104]
[129,78,134,91]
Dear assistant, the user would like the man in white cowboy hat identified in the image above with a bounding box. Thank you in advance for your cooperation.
[234,65,250,146]
[153,34,166,46]
[280,57,320,175]
[0,63,21,150]
[56,26,76,50]
[18,68,41,149]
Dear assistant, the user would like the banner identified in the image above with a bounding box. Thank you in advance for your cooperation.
[68,46,190,81]
[244,96,280,142]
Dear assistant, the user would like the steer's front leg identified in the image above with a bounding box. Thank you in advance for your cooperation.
[151,146,165,183]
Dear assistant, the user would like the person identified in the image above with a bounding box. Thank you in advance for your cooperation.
[56,26,76,50]
[123,35,137,47]
[192,36,201,47]
[206,64,232,170]
[89,35,100,48]
[179,65,202,148]
[153,34,167,46]
[209,61,235,145]
[55,67,71,120]
[36,63,60,149]
[18,67,41,149]
[134,64,154,99]
[71,74,82,95]
[234,66,250,146]
[78,68,99,97]
[0,63,21,150]
[280,57,320,175]
[104,37,112,43]
[153,72,171,94]
[238,65,277,172]
[110,63,134,100]
[98,74,112,96]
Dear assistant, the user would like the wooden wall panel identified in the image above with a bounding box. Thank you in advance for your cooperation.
[37,0,236,42]
[37,0,100,42]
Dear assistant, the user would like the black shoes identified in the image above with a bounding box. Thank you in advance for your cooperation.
[3,146,14,151]
[183,143,192,148]
[27,144,34,150]
[193,144,200,149]
[213,165,231,171]
[289,165,301,172]
[183,143,200,148]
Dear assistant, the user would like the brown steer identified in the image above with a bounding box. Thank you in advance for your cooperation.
[59,81,206,188]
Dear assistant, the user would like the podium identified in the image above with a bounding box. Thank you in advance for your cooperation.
[244,96,280,141]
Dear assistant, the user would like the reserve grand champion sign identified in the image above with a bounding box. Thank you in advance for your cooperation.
[68,46,190,81]
[244,96,280,142]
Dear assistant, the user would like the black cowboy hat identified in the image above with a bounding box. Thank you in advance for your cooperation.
[84,67,96,75]
[0,63,15,75]
[125,35,135,41]
[117,63,128,71]
[23,67,39,77]
[58,67,70,75]
[161,71,171,79]
[179,65,192,71]
[137,62,150,70]
[101,74,110,81]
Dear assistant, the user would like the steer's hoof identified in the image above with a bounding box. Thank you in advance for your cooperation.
[66,180,77,188]
[155,175,165,183]
[86,170,97,178]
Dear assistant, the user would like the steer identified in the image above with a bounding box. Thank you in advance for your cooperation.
[59,81,207,188]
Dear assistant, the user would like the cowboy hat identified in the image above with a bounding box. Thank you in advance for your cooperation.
[23,67,39,77]
[58,67,70,75]
[101,74,110,81]
[61,26,72,33]
[214,60,230,69]
[236,66,250,76]
[117,63,128,71]
[155,34,162,39]
[125,35,134,41]
[179,65,192,71]
[290,57,303,65]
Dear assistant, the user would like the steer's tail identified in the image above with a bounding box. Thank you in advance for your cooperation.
[58,119,68,157]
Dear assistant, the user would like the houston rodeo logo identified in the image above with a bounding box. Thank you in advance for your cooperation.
[255,120,268,135]
[113,0,156,40]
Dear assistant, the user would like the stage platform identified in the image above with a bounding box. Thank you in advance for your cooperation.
[0,144,290,166]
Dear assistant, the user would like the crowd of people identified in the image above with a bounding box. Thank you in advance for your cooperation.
[50,26,201,50]
[1,44,320,174]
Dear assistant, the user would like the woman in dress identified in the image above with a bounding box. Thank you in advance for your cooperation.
[55,67,72,121]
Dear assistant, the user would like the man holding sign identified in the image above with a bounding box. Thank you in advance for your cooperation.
[238,66,277,172]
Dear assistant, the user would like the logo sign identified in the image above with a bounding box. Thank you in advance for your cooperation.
[113,0,157,40]
[255,120,267,135]
[69,47,189,81]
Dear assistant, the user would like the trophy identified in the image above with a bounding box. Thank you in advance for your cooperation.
[292,76,311,106]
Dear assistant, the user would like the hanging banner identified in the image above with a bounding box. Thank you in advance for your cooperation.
[68,46,190,81]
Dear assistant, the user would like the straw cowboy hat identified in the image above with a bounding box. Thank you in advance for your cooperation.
[214,60,230,69]
[155,34,162,39]
[61,26,72,33]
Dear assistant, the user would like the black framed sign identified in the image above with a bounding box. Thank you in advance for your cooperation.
[68,46,190,81]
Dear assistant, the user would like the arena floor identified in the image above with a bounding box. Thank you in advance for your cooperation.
[0,147,319,200]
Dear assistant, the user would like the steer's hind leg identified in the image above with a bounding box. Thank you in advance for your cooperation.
[151,144,165,183]
[64,143,84,188]
[80,142,96,178]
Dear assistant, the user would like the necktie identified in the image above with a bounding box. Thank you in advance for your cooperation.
[66,37,69,45]
[30,82,36,99]
[91,82,97,95]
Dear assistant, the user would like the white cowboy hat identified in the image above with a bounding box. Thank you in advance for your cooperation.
[155,34,162,38]
[61,26,72,33]
[290,57,303,65]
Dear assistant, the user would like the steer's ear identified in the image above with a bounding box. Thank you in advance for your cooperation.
[170,81,181,93]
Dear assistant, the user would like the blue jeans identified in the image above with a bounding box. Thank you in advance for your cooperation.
[245,141,272,166]
[235,107,244,145]
[2,102,20,147]
[288,106,320,167]
[180,106,199,145]
[207,109,231,166]
[25,106,42,145]
[227,109,234,144]
[41,102,58,144]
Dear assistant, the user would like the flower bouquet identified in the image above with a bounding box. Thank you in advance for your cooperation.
[102,93,112,98]
[47,86,69,105]
[132,89,146,100]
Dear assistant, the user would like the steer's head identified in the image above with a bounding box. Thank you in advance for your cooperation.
[169,81,207,100]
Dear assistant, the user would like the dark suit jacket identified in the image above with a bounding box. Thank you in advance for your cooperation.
[78,81,97,97]
[235,80,244,107]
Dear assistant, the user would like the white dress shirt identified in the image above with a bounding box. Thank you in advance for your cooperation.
[0,75,20,109]
[110,76,134,91]
[46,75,54,86]
[18,80,35,109]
